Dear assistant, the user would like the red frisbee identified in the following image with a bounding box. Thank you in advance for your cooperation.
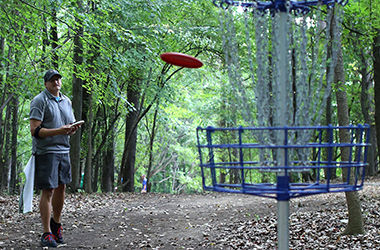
[160,52,203,68]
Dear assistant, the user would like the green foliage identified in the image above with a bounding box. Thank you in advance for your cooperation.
[0,0,378,194]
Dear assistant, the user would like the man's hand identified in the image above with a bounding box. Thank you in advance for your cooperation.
[67,122,83,136]
[61,124,75,135]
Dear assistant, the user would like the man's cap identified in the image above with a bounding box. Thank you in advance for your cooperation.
[44,69,62,82]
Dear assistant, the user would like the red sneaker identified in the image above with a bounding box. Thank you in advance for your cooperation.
[41,232,58,247]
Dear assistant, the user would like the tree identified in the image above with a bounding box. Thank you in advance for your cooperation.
[343,0,379,176]
[120,72,141,192]
[0,2,26,193]
[331,6,364,235]
[0,0,376,196]
[69,0,84,192]
[374,29,380,170]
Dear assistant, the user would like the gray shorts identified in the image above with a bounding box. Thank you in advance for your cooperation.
[35,153,72,190]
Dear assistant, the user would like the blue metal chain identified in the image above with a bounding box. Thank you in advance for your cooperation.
[213,0,348,14]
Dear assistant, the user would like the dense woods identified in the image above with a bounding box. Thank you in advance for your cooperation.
[0,0,379,197]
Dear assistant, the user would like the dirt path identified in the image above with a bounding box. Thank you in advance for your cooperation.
[1,180,379,249]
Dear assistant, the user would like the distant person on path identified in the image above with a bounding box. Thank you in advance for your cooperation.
[30,69,82,247]
[141,175,147,193]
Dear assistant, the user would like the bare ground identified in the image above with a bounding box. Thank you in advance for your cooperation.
[1,178,380,249]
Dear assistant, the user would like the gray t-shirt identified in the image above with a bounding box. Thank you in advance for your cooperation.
[30,89,75,155]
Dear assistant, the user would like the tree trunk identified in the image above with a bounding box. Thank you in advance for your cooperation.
[50,6,59,69]
[41,8,48,68]
[0,41,12,191]
[9,96,18,194]
[84,96,93,193]
[146,103,159,193]
[82,88,98,192]
[331,7,364,235]
[359,50,376,176]
[323,15,336,180]
[120,75,141,192]
[92,149,100,192]
[291,37,297,125]
[374,29,380,171]
[0,36,5,191]
[218,101,227,184]
[2,104,11,191]
[69,1,84,192]
[101,131,115,192]
[323,95,336,179]
[336,89,364,235]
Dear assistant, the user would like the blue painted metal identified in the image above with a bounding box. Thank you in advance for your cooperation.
[196,125,370,201]
[213,0,348,14]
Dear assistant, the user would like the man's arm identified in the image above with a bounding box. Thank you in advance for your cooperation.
[30,119,78,138]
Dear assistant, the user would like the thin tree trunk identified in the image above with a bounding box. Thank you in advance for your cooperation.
[1,44,12,191]
[373,29,380,170]
[84,96,93,193]
[291,38,297,125]
[101,130,115,192]
[41,7,48,68]
[51,6,59,69]
[324,21,336,180]
[2,104,11,191]
[218,100,227,184]
[146,103,159,193]
[359,50,376,176]
[9,96,18,194]
[69,1,84,192]
[0,36,5,191]
[92,144,99,192]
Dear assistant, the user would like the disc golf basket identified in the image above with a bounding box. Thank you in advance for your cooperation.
[196,0,371,249]
[197,125,370,199]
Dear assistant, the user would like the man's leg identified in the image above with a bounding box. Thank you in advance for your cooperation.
[51,184,66,244]
[40,188,54,233]
[36,154,58,247]
[52,184,66,223]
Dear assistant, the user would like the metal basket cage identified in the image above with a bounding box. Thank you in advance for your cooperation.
[196,124,370,200]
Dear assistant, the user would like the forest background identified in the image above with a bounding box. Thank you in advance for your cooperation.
[0,0,379,195]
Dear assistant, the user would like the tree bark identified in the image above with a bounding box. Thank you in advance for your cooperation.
[120,75,141,192]
[359,49,376,176]
[336,89,364,235]
[331,7,364,235]
[218,100,228,184]
[84,96,93,193]
[50,5,59,69]
[0,36,5,191]
[323,46,335,179]
[0,40,12,191]
[41,7,48,68]
[69,1,84,192]
[146,103,159,193]
[374,29,380,172]
[101,130,115,192]
[2,104,11,191]
[9,96,18,194]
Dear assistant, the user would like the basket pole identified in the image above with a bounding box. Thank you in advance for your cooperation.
[277,8,290,250]
[278,200,290,250]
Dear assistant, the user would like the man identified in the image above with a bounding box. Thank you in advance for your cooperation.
[30,69,82,247]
